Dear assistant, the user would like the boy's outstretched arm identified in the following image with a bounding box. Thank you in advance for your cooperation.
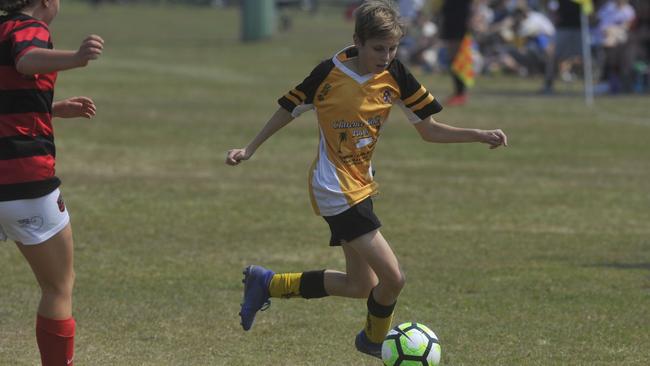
[414,116,508,149]
[225,107,294,166]
[16,34,104,75]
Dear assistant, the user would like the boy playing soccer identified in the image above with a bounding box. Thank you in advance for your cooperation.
[226,0,507,359]
[0,0,103,364]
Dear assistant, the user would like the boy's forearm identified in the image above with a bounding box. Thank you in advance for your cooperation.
[246,107,294,153]
[432,125,482,143]
[16,49,84,75]
[51,100,73,118]
[417,118,482,143]
[51,101,63,117]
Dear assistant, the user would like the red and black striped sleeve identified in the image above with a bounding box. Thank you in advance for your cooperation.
[278,59,334,114]
[388,59,442,121]
[9,18,52,63]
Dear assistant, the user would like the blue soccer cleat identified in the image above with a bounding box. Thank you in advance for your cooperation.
[239,265,274,331]
[355,330,382,359]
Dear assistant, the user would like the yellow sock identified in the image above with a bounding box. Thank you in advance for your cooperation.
[364,312,394,344]
[364,289,397,343]
[268,273,302,298]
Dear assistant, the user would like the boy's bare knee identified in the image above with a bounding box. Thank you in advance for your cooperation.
[396,270,406,290]
[384,269,406,295]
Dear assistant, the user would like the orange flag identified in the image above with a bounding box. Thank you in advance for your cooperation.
[451,33,475,88]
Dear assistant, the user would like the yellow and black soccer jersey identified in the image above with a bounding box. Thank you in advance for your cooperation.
[278,46,443,216]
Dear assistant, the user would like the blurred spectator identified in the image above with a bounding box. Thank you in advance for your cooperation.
[276,0,321,31]
[472,0,495,35]
[541,0,583,93]
[629,0,649,92]
[400,10,439,72]
[439,0,473,106]
[633,0,649,60]
[399,0,425,22]
[372,0,648,94]
[398,0,426,63]
[473,0,520,76]
[512,4,555,76]
[594,0,636,93]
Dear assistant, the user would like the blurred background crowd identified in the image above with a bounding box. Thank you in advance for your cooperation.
[347,0,645,96]
[388,0,649,95]
[90,0,650,95]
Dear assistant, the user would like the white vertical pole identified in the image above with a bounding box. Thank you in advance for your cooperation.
[580,11,594,107]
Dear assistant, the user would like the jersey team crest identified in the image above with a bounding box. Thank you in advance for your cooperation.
[383,89,392,103]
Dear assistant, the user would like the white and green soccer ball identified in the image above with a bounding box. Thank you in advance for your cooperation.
[381,322,441,366]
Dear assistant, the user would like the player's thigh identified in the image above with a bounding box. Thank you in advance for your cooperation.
[346,229,401,283]
[16,223,74,291]
[342,243,378,290]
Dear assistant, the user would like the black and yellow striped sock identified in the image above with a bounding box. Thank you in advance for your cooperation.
[364,289,396,344]
[268,270,328,299]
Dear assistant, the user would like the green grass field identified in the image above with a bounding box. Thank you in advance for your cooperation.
[1,3,649,365]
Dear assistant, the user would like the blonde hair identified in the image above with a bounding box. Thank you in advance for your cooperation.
[354,0,405,45]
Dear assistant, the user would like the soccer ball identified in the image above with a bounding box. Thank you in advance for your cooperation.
[381,322,441,366]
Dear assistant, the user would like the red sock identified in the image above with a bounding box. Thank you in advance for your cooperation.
[36,315,75,366]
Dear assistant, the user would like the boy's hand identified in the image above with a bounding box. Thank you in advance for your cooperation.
[225,148,252,166]
[480,129,508,149]
[75,35,104,66]
[53,97,97,119]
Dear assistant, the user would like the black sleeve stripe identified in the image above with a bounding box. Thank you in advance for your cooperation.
[387,58,422,101]
[278,96,296,113]
[283,92,301,106]
[278,59,334,111]
[9,21,48,35]
[402,86,426,106]
[405,91,431,109]
[411,94,435,112]
[414,99,443,120]
[12,39,52,59]
[389,58,442,119]
[288,90,304,103]
[298,59,334,104]
[291,88,306,100]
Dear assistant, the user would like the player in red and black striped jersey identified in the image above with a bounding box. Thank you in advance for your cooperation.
[0,0,103,364]
[226,0,507,360]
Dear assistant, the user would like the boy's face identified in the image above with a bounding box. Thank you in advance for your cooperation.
[355,35,400,75]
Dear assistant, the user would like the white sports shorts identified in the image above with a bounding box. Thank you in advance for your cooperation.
[0,188,70,245]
